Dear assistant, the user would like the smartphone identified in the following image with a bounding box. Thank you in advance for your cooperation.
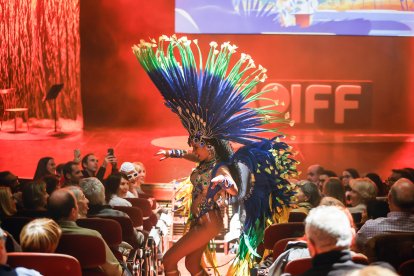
[107,148,114,157]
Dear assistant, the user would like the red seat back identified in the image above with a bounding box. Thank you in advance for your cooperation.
[77,218,122,247]
[112,206,143,228]
[288,212,307,222]
[7,252,81,276]
[56,234,106,269]
[399,258,414,276]
[263,222,305,250]
[100,215,140,249]
[366,232,414,269]
[124,198,152,217]
[272,237,300,260]
[284,257,312,275]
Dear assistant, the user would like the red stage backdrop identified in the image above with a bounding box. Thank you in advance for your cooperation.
[80,0,414,133]
[0,0,82,125]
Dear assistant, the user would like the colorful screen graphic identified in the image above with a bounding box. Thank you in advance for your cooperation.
[176,0,414,36]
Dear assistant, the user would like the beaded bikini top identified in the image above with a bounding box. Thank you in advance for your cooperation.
[190,159,221,220]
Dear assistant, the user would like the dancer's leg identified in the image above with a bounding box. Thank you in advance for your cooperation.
[185,246,206,275]
[163,211,222,274]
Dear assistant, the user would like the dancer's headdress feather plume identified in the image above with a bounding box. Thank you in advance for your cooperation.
[132,35,290,146]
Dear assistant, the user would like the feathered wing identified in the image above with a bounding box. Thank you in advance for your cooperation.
[227,137,298,274]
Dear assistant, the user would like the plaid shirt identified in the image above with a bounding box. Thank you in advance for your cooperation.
[356,211,414,250]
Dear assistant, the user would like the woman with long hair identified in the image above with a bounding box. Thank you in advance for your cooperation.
[33,157,56,180]
[0,186,17,220]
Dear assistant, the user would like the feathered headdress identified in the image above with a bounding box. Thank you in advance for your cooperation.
[132,35,291,147]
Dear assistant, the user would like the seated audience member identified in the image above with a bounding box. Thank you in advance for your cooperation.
[365,173,388,197]
[0,171,22,208]
[347,178,377,214]
[291,181,322,215]
[323,177,346,204]
[80,177,145,247]
[385,168,414,189]
[356,178,414,252]
[318,169,338,190]
[18,181,49,217]
[300,206,365,275]
[33,157,56,180]
[81,152,118,182]
[0,186,17,220]
[55,163,65,178]
[306,164,324,183]
[43,174,60,196]
[0,226,41,276]
[62,161,83,187]
[20,218,62,253]
[133,162,148,196]
[319,196,345,208]
[342,168,360,190]
[105,174,133,207]
[80,177,128,217]
[119,162,139,198]
[361,199,390,224]
[48,188,122,276]
[67,186,89,218]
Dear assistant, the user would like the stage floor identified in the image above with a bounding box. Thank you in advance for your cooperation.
[1,126,413,184]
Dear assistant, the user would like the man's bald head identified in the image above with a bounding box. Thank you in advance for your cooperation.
[307,164,324,183]
[389,178,414,212]
[48,188,78,221]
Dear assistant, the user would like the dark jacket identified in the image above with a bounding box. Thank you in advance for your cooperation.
[300,250,365,276]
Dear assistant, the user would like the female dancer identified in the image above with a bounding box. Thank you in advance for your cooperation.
[158,139,239,275]
[133,35,298,275]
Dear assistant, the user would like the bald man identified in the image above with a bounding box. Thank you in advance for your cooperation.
[356,178,414,251]
[307,164,324,184]
[48,188,122,276]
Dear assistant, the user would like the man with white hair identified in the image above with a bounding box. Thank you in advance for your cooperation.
[302,206,365,275]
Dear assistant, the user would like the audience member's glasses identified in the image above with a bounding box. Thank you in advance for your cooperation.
[127,172,139,180]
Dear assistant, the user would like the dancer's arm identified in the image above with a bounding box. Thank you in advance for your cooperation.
[211,165,238,196]
[156,149,199,162]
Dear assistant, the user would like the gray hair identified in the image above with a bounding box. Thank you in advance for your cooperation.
[79,177,105,205]
[305,206,353,251]
[66,186,82,201]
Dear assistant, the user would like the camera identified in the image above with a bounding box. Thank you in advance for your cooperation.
[107,148,114,157]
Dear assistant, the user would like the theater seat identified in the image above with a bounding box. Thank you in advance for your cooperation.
[366,232,414,269]
[272,237,301,260]
[56,234,106,276]
[77,218,123,261]
[263,222,305,250]
[1,216,33,243]
[288,212,307,223]
[112,206,144,228]
[399,259,414,276]
[284,257,312,275]
[7,252,81,276]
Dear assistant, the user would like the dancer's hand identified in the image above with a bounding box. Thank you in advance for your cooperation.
[211,175,232,189]
[155,149,169,161]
